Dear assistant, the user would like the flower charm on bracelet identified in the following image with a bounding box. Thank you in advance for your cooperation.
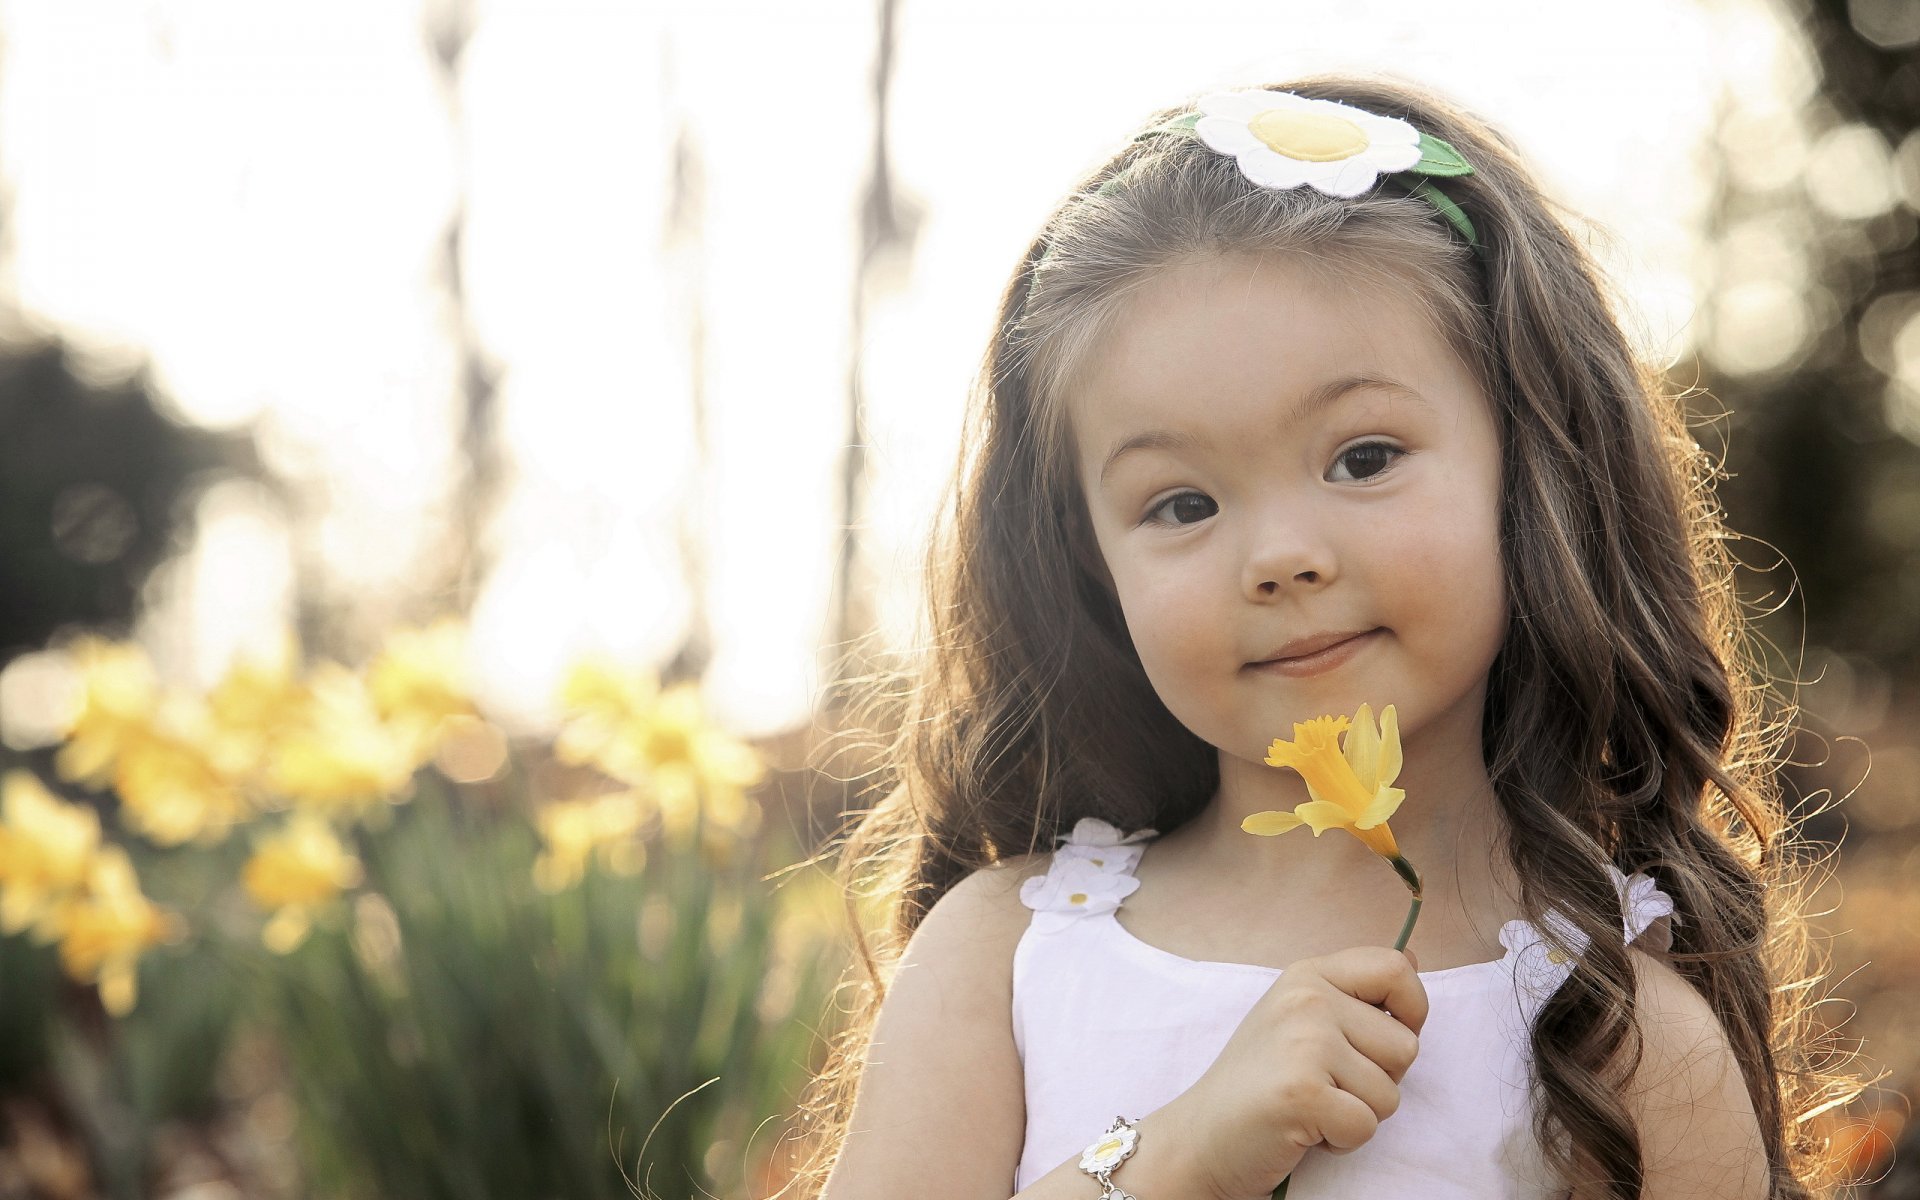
[1078,1116,1141,1200]
[1079,1118,1138,1174]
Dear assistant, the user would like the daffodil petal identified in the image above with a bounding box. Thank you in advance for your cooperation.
[1354,786,1405,829]
[1343,702,1379,787]
[1292,800,1352,836]
[263,907,312,954]
[1241,810,1305,836]
[1377,704,1401,786]
[99,963,137,1016]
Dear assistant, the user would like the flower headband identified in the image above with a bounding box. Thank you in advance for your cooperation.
[1068,89,1483,259]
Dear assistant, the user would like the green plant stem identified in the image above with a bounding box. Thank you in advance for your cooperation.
[1270,853,1424,1200]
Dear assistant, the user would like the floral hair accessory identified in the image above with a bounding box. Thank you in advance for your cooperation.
[1097,89,1482,256]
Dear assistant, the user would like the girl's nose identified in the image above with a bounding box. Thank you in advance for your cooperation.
[1242,517,1337,599]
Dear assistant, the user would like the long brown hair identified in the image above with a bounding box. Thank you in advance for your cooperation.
[788,72,1870,1198]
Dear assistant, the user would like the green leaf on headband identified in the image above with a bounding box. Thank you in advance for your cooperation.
[1411,133,1474,177]
[1133,112,1202,142]
[1407,178,1481,250]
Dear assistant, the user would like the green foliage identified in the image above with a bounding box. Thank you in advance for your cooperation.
[0,932,58,1089]
[256,779,837,1200]
[48,936,244,1198]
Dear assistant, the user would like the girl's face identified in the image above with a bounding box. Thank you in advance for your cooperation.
[1066,250,1507,768]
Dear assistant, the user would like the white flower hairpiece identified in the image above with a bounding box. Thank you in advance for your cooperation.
[1194,90,1424,197]
[1090,88,1483,255]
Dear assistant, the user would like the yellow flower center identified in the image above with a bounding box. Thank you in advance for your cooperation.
[1093,1134,1124,1156]
[1248,109,1370,162]
[1069,892,1088,905]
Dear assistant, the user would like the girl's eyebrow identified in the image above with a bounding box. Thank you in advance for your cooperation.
[1096,374,1421,487]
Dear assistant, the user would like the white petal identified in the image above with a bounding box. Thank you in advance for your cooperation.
[1023,857,1141,913]
[1313,156,1384,198]
[1352,111,1421,151]
[1364,137,1423,174]
[1236,149,1319,190]
[1055,843,1144,873]
[1194,115,1264,157]
[1064,816,1126,845]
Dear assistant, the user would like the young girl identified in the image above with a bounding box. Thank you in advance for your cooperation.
[790,73,1866,1199]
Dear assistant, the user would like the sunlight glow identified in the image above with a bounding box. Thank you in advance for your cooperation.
[0,0,1805,737]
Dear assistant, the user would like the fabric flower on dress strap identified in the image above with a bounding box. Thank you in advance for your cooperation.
[1057,817,1156,848]
[1501,864,1680,1004]
[1020,856,1142,934]
[1052,817,1156,873]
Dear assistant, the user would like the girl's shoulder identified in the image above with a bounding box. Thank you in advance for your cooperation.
[1604,940,1769,1193]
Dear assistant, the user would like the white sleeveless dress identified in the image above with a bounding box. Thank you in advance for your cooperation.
[1011,818,1678,1198]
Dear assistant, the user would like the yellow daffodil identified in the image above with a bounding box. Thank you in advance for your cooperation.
[553,660,658,771]
[52,639,260,846]
[1243,703,1423,961]
[554,664,764,842]
[1243,704,1405,859]
[205,636,311,768]
[57,846,182,1016]
[112,719,252,847]
[365,617,477,766]
[264,663,417,822]
[242,814,364,953]
[53,636,160,789]
[0,771,101,940]
[531,791,647,894]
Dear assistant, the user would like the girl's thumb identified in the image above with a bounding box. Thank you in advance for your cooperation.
[1404,947,1420,972]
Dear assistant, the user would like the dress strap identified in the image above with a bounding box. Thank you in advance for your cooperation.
[1018,818,1157,934]
[1501,863,1679,1004]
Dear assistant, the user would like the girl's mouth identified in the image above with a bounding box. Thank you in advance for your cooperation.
[1245,629,1382,677]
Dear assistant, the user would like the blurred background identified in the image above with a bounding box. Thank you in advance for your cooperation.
[0,0,1913,1195]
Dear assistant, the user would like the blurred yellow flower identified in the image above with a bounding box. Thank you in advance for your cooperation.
[555,664,764,840]
[366,617,477,766]
[53,636,160,789]
[532,791,647,894]
[113,715,252,846]
[57,846,182,1016]
[265,663,418,821]
[0,771,101,940]
[205,637,311,768]
[1243,703,1405,859]
[553,661,657,773]
[243,813,364,953]
[49,638,261,846]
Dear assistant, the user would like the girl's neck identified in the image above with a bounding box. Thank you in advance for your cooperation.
[1147,716,1523,934]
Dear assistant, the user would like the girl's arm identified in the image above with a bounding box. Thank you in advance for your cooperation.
[1570,946,1769,1200]
[820,856,1225,1200]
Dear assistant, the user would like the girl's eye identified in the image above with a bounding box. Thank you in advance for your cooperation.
[1327,440,1405,483]
[1143,491,1218,527]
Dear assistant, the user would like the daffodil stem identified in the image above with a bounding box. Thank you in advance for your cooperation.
[1392,894,1423,953]
[1387,853,1424,952]
[1269,856,1425,1200]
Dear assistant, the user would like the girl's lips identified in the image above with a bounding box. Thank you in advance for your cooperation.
[1245,629,1382,678]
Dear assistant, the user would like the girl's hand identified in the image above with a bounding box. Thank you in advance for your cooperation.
[1159,945,1428,1200]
